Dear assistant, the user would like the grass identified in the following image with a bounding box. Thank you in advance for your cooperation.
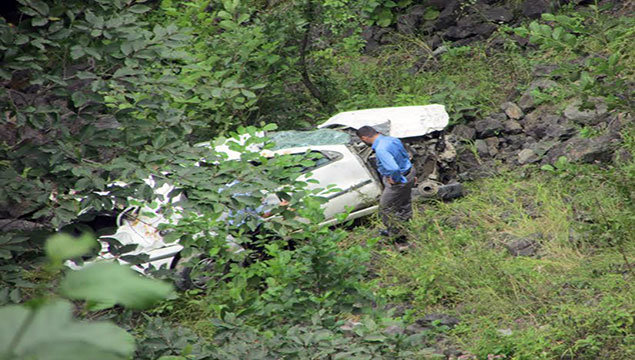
[149,4,635,358]
[326,35,533,124]
[349,161,634,359]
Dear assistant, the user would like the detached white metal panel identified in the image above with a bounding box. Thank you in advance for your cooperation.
[318,105,449,138]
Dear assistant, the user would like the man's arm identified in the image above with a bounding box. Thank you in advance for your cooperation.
[375,148,404,183]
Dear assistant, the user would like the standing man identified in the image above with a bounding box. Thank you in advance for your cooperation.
[357,126,416,239]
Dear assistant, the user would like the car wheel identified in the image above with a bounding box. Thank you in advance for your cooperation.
[172,251,217,290]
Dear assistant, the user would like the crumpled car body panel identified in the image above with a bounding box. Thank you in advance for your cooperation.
[317,104,449,138]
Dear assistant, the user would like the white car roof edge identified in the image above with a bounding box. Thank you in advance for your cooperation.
[317,104,449,138]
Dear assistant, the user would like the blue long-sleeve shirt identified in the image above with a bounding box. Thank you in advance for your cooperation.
[372,135,412,183]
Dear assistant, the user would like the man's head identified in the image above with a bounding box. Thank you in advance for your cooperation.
[356,126,379,146]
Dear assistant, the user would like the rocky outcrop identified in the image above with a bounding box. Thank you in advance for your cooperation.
[451,66,624,179]
[362,0,523,52]
[564,98,609,125]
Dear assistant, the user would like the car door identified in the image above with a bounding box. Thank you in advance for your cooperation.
[300,145,382,220]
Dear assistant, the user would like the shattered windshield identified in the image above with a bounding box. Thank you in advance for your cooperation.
[268,129,350,150]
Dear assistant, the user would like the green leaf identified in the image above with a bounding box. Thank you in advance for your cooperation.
[24,0,49,16]
[120,42,134,56]
[0,300,134,360]
[608,53,620,68]
[113,67,141,78]
[128,5,151,14]
[375,9,393,27]
[69,45,84,60]
[241,89,256,98]
[541,13,555,21]
[31,17,48,27]
[84,11,103,28]
[423,9,440,21]
[540,164,555,172]
[263,123,278,131]
[71,91,88,107]
[59,263,174,309]
[45,233,97,265]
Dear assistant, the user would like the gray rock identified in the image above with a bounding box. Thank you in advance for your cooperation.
[529,78,558,90]
[518,149,538,164]
[530,140,558,157]
[428,0,449,10]
[504,234,541,256]
[434,0,460,30]
[452,124,476,140]
[544,134,618,164]
[444,25,473,40]
[503,120,523,134]
[396,5,427,34]
[361,26,381,52]
[485,137,500,157]
[417,313,460,329]
[544,123,577,141]
[475,139,489,157]
[473,23,497,37]
[518,92,536,112]
[522,108,560,140]
[501,102,524,120]
[490,112,508,122]
[456,148,481,176]
[505,134,527,151]
[405,323,428,335]
[474,117,504,138]
[522,0,553,19]
[518,79,558,111]
[533,64,559,77]
[444,14,497,40]
[564,99,609,125]
[383,325,406,335]
[483,7,514,23]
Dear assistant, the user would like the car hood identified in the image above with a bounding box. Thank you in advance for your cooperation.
[317,104,449,138]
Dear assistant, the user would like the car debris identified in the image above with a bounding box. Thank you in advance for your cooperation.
[65,105,462,274]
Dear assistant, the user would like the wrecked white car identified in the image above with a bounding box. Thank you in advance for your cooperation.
[66,105,461,272]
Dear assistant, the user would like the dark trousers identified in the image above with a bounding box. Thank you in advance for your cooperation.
[379,167,416,234]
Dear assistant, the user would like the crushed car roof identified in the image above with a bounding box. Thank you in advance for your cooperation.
[268,129,350,150]
[317,104,449,138]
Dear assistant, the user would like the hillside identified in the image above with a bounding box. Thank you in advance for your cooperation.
[1,0,633,359]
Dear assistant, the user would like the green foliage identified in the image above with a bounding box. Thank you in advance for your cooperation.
[60,262,174,310]
[368,164,635,359]
[0,300,135,360]
[44,232,96,266]
[0,233,172,360]
[362,0,413,27]
[513,6,634,111]
[1,2,633,359]
[329,41,531,124]
[0,0,199,229]
[135,312,439,360]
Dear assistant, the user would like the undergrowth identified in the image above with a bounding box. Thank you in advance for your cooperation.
[359,154,634,359]
[327,37,532,124]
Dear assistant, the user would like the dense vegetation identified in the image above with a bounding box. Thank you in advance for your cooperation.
[1,0,633,359]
